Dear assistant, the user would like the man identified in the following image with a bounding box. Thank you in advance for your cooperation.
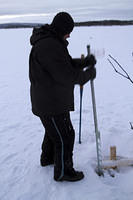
[29,12,96,182]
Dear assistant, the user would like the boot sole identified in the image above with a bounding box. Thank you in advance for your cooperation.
[54,174,84,182]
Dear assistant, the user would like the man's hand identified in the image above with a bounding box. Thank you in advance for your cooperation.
[84,54,97,67]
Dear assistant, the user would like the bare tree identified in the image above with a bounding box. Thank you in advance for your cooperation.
[107,54,133,84]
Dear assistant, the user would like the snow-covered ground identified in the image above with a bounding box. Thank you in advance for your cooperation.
[0,26,133,200]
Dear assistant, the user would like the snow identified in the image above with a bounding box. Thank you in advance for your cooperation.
[0,26,133,200]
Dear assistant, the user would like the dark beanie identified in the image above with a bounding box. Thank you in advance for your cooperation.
[51,12,74,36]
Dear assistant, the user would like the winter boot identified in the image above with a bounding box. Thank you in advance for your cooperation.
[54,168,84,182]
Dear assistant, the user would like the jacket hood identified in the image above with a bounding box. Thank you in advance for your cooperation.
[30,24,68,46]
[30,24,53,46]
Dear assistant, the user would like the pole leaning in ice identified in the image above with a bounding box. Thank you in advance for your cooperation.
[87,45,103,176]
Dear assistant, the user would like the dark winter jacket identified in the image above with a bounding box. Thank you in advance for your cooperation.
[29,25,93,116]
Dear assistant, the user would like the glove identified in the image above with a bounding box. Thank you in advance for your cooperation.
[88,66,96,80]
[84,54,97,67]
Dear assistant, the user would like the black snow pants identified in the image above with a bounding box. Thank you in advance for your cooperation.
[40,112,75,181]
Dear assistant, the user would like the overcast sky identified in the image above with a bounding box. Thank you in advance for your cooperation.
[0,0,133,13]
[0,0,133,23]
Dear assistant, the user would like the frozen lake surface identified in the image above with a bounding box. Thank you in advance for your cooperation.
[0,25,133,200]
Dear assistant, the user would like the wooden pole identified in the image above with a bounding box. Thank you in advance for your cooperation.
[110,146,116,160]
